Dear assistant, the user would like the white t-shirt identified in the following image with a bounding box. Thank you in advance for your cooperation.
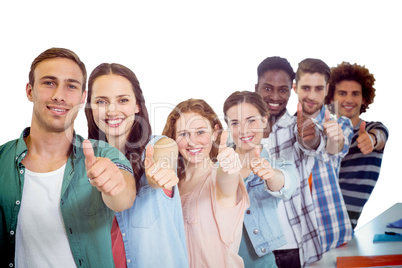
[277,199,298,250]
[15,164,77,268]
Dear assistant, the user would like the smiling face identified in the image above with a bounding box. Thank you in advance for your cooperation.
[256,70,292,119]
[175,112,217,165]
[295,72,328,118]
[90,74,139,142]
[226,102,267,153]
[332,80,364,126]
[27,57,86,133]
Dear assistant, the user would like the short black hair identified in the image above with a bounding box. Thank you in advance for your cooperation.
[257,56,295,82]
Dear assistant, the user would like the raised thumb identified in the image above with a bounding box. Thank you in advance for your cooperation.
[83,140,96,171]
[218,129,228,154]
[359,121,366,135]
[325,109,330,122]
[144,144,155,169]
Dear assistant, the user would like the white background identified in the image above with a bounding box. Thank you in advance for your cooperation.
[1,0,401,229]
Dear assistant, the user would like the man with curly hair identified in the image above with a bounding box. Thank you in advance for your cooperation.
[325,62,389,229]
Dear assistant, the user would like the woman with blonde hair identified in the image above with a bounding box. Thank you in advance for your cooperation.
[86,63,188,268]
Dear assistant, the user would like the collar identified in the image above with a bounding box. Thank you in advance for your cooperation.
[15,127,79,164]
[315,105,326,123]
[273,110,296,130]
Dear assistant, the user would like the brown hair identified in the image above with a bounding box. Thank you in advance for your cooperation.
[85,63,151,188]
[223,91,270,140]
[295,58,330,85]
[223,91,270,120]
[325,61,376,114]
[162,99,222,179]
[29,47,87,92]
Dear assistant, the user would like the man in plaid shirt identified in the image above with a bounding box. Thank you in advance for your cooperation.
[294,58,354,253]
[256,56,325,267]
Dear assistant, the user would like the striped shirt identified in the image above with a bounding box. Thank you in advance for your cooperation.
[339,120,389,228]
[262,110,324,267]
[311,106,354,253]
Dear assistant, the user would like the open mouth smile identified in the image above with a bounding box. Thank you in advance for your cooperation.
[240,136,253,143]
[104,118,124,127]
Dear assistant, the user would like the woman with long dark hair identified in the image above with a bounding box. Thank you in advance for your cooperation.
[85,63,188,268]
[223,91,298,268]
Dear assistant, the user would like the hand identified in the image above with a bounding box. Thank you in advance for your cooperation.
[323,110,343,144]
[357,121,374,155]
[144,144,179,189]
[217,130,240,174]
[297,102,316,142]
[250,147,276,182]
[83,140,126,196]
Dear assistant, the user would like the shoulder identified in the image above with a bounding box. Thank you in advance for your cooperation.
[150,135,175,146]
[0,138,18,160]
[0,138,18,150]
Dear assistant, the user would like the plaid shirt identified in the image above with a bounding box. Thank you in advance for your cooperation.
[311,106,354,253]
[261,110,324,267]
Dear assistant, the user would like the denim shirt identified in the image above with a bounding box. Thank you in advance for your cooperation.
[242,148,298,257]
[115,135,189,268]
[0,128,133,268]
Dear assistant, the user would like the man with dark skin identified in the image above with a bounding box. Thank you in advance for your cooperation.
[251,56,324,267]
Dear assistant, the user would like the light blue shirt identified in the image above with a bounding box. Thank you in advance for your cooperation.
[241,148,298,259]
[115,135,188,268]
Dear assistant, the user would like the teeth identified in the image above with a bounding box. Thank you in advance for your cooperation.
[106,119,123,124]
[50,108,67,112]
[269,103,279,107]
[240,136,253,141]
[188,148,202,153]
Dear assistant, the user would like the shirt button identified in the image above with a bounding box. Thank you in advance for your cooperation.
[127,259,131,263]
[21,153,26,157]
[122,233,126,237]
[253,229,259,234]
[261,248,266,253]
[9,263,14,267]
[20,170,24,174]
[10,230,15,236]
[16,200,20,205]
[246,210,251,214]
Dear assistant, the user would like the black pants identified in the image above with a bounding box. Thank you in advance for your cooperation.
[273,248,301,268]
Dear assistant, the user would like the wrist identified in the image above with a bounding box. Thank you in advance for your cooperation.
[369,131,378,148]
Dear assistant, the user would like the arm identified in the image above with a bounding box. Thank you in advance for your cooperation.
[216,130,242,208]
[145,137,179,190]
[369,129,387,151]
[251,147,284,192]
[358,121,387,154]
[297,102,320,150]
[101,169,136,212]
[83,140,136,212]
[323,110,344,154]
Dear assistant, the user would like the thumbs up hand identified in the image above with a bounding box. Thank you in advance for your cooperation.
[297,103,317,142]
[217,130,241,175]
[83,140,126,196]
[144,144,179,189]
[323,109,344,143]
[357,121,374,155]
[250,146,275,182]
